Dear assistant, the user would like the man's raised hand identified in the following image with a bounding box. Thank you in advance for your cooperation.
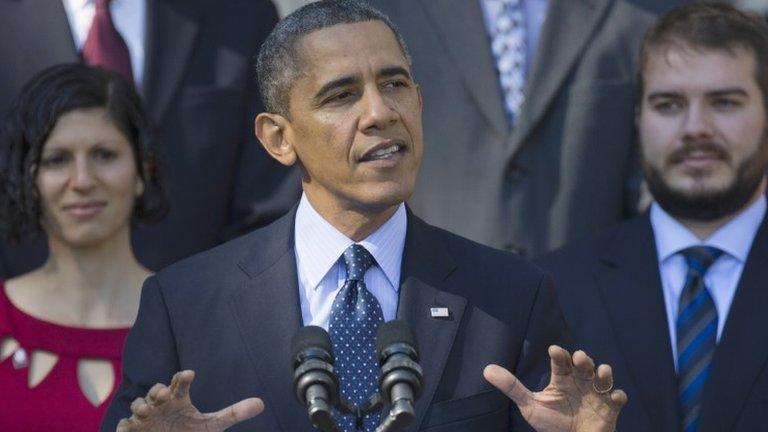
[115,370,264,432]
[484,345,627,432]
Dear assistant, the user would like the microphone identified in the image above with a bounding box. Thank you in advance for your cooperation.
[375,320,423,431]
[291,326,342,432]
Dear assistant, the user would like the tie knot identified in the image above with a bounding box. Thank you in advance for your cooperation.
[343,244,374,282]
[95,0,111,10]
[681,246,723,276]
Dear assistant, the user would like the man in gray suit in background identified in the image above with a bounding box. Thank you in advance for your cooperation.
[371,0,683,256]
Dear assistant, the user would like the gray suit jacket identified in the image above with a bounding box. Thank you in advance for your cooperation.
[371,0,681,256]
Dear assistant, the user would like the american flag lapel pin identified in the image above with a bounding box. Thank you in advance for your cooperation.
[430,307,450,319]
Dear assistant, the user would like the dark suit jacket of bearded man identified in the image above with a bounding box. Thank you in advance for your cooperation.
[537,211,768,432]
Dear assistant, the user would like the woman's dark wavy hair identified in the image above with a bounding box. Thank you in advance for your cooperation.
[0,64,169,244]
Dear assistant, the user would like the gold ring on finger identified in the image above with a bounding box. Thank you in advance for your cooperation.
[593,377,613,395]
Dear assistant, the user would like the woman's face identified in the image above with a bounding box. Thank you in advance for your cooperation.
[36,108,143,248]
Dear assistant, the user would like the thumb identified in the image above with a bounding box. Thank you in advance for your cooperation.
[483,364,533,408]
[210,397,265,430]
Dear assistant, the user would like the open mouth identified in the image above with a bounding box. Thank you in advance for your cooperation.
[360,141,405,162]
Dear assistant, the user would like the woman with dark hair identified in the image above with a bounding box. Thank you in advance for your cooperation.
[0,64,168,430]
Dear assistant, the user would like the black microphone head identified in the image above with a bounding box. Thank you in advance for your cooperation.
[291,325,333,367]
[376,320,418,362]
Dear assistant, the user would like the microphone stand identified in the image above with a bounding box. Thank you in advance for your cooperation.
[334,392,413,432]
[374,391,415,432]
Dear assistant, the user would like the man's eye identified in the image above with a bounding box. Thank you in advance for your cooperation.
[326,91,355,104]
[383,80,407,89]
[712,98,741,110]
[653,100,683,113]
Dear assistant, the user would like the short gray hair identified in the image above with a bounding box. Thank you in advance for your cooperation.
[256,0,412,117]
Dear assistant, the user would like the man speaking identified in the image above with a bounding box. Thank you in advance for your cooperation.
[102,1,625,431]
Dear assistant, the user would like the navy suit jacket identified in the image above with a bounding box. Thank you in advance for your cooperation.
[537,213,768,432]
[101,208,568,431]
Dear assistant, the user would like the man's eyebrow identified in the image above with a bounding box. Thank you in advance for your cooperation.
[707,88,748,98]
[647,88,749,101]
[379,66,412,80]
[647,91,684,100]
[314,76,358,101]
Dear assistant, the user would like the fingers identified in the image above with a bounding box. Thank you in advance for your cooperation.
[593,363,614,394]
[146,383,166,405]
[130,397,151,419]
[483,364,533,408]
[548,345,573,376]
[572,350,596,381]
[610,389,628,407]
[130,381,173,420]
[116,418,133,432]
[211,397,265,429]
[169,369,195,399]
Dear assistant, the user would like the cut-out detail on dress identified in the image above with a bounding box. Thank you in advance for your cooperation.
[77,358,115,407]
[28,351,58,389]
[0,336,19,363]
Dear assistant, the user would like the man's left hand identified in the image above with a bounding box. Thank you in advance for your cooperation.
[484,345,627,432]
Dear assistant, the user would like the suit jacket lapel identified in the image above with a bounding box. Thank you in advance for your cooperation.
[699,214,768,432]
[142,0,200,122]
[397,212,464,432]
[595,216,681,431]
[23,0,79,65]
[230,208,311,431]
[507,0,612,160]
[418,0,508,139]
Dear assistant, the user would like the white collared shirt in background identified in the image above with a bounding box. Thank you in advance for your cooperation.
[62,0,146,88]
[294,194,406,330]
[651,195,766,370]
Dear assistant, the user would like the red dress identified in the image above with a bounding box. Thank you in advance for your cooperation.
[0,281,129,431]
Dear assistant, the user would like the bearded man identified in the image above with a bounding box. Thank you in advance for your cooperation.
[538,3,768,432]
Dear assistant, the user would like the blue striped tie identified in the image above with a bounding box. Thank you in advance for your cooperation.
[677,246,722,432]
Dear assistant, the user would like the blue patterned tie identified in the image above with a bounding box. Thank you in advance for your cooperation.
[677,246,723,432]
[329,244,384,431]
[489,0,527,124]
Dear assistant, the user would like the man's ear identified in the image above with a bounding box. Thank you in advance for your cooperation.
[255,112,297,167]
[416,84,423,112]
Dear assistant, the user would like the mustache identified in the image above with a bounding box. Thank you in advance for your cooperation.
[667,140,730,164]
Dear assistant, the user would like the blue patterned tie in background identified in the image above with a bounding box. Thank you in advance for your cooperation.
[490,0,527,124]
[329,244,384,431]
[677,246,723,432]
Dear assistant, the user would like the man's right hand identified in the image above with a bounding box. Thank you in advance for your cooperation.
[116,370,264,432]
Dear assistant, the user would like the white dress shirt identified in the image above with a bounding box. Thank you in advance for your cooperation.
[62,0,146,88]
[294,194,406,330]
[650,195,766,370]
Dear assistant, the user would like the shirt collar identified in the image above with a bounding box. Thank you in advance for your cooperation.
[65,0,93,11]
[65,0,123,10]
[294,193,407,291]
[651,194,766,263]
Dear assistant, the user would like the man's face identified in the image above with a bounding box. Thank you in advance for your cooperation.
[638,45,768,220]
[283,20,422,216]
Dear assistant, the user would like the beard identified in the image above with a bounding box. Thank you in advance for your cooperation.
[643,138,768,222]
